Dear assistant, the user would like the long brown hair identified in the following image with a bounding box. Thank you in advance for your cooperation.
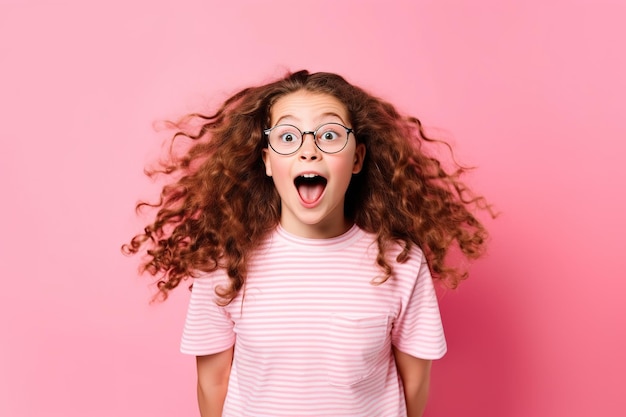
[123,70,492,302]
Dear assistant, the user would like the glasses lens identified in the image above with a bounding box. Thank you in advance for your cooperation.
[269,125,302,154]
[315,123,349,153]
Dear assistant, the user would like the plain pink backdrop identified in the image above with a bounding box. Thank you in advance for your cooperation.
[1,0,624,416]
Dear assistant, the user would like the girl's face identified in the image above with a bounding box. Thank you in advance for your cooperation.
[262,90,366,239]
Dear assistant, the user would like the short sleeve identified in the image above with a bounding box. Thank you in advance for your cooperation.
[391,256,447,360]
[180,273,236,356]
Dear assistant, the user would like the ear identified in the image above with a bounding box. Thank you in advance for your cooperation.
[262,148,273,177]
[352,143,366,174]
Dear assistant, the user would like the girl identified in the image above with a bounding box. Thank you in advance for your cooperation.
[124,70,490,417]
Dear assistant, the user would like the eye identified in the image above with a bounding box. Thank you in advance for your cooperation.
[317,128,340,142]
[272,125,301,144]
[280,132,297,143]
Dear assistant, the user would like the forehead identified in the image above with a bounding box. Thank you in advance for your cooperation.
[270,90,349,126]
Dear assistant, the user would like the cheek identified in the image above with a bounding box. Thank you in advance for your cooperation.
[269,159,289,177]
[331,158,359,187]
[266,158,292,191]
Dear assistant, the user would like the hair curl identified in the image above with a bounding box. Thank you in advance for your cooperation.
[122,70,493,303]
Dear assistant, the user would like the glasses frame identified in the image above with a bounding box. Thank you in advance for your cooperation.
[264,122,354,155]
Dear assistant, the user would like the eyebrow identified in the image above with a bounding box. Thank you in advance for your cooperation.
[273,112,348,127]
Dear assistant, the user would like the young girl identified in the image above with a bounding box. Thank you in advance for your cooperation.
[124,70,490,417]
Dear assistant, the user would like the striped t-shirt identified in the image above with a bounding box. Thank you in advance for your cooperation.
[181,225,446,416]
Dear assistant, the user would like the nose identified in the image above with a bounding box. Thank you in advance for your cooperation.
[299,131,320,160]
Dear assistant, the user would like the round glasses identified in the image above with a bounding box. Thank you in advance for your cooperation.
[264,123,353,155]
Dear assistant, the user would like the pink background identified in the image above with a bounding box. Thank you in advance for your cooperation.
[1,0,624,416]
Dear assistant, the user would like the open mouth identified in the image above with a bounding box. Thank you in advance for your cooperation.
[294,174,327,204]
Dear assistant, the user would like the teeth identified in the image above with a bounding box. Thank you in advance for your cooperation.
[302,174,318,178]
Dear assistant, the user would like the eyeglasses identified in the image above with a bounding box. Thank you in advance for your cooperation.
[264,123,354,155]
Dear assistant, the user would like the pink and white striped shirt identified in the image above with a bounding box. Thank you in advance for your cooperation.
[181,225,446,416]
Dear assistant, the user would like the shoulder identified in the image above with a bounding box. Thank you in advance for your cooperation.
[355,227,426,259]
[355,227,430,285]
[375,234,428,273]
[190,269,231,299]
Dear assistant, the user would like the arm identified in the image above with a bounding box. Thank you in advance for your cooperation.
[196,346,234,417]
[393,347,432,417]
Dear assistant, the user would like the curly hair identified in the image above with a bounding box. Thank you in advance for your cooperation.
[122,70,492,303]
